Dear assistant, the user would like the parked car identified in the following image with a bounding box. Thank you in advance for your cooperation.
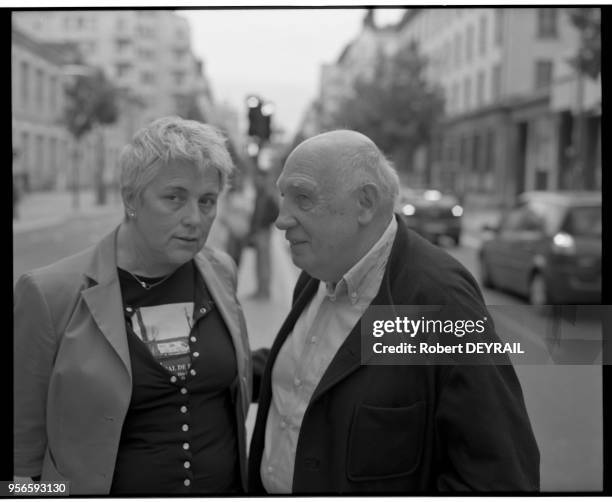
[395,188,463,245]
[478,191,601,305]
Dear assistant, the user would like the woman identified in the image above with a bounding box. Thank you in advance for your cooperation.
[14,117,252,495]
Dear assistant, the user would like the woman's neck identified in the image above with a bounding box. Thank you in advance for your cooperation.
[116,222,175,277]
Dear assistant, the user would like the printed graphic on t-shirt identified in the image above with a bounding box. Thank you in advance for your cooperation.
[129,302,194,378]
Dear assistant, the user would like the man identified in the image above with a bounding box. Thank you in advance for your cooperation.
[248,130,539,493]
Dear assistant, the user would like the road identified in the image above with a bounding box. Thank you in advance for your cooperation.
[13,215,602,491]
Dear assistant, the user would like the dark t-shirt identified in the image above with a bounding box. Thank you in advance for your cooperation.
[110,260,241,494]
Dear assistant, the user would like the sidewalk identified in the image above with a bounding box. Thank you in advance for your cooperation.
[13,189,124,235]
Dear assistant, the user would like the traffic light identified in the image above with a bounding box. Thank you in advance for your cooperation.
[247,95,273,141]
[247,96,262,137]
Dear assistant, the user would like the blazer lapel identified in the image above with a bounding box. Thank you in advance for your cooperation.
[194,253,246,379]
[80,228,132,378]
[259,276,320,409]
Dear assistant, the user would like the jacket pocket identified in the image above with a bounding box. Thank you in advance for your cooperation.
[347,401,425,482]
[41,448,68,483]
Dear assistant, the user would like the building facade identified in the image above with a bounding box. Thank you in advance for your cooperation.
[398,7,601,205]
[12,10,216,192]
[12,27,71,191]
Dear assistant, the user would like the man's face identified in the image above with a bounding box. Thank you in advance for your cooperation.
[275,146,361,282]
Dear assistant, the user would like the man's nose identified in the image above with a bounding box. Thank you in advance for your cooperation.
[275,200,295,230]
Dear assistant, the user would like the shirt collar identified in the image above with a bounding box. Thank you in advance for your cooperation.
[325,216,397,303]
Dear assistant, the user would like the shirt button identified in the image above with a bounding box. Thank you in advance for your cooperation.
[183,442,190,450]
[351,292,357,298]
[182,424,189,432]
[193,352,200,358]
[184,461,191,469]
[280,419,287,429]
[190,336,196,343]
[126,307,133,313]
[199,307,207,314]
[170,376,178,383]
[190,369,196,376]
[184,479,191,487]
[180,406,187,413]
[310,336,317,344]
[180,387,188,395]
[294,377,302,387]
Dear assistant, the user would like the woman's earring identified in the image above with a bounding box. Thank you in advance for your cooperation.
[128,210,136,218]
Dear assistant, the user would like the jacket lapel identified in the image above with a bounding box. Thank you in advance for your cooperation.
[193,252,246,383]
[80,228,132,378]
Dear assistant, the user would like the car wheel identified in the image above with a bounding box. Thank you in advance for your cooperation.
[479,255,493,288]
[529,272,549,306]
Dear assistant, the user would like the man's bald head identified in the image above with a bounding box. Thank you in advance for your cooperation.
[286,130,399,213]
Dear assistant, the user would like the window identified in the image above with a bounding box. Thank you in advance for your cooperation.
[21,132,29,168]
[116,39,130,51]
[141,71,155,84]
[537,8,558,39]
[20,61,29,107]
[116,63,132,78]
[455,32,462,69]
[49,75,57,115]
[35,68,44,109]
[463,76,471,110]
[494,9,504,46]
[477,71,486,106]
[479,15,487,55]
[452,82,460,112]
[49,137,57,178]
[466,25,474,63]
[534,60,553,89]
[173,71,186,86]
[36,135,44,176]
[491,63,502,101]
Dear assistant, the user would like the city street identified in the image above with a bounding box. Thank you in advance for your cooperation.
[13,212,602,491]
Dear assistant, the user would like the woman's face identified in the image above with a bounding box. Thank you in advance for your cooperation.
[127,162,221,273]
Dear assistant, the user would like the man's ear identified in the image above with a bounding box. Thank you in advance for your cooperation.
[356,183,379,224]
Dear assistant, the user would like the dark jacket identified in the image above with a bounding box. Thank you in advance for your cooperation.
[248,215,539,494]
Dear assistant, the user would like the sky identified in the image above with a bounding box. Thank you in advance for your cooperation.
[180,8,407,140]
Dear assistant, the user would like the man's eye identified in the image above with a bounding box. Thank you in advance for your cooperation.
[200,198,216,208]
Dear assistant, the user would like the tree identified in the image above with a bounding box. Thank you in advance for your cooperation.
[64,67,118,206]
[330,41,445,178]
[566,8,601,80]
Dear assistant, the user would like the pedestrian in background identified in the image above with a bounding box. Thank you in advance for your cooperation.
[249,130,539,493]
[14,117,253,495]
[247,168,279,300]
[218,169,254,269]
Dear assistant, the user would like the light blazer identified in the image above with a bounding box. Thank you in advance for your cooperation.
[14,228,252,494]
[249,215,539,493]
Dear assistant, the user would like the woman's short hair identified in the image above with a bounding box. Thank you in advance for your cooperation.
[119,116,234,200]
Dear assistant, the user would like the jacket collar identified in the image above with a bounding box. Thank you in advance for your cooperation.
[80,227,132,377]
[265,214,410,408]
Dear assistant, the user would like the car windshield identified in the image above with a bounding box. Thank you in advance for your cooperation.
[564,206,602,236]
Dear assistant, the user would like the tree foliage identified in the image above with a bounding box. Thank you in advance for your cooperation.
[329,41,445,172]
[64,68,118,139]
[567,7,601,79]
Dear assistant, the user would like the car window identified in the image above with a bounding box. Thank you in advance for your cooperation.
[529,201,564,234]
[501,204,544,232]
[564,206,602,236]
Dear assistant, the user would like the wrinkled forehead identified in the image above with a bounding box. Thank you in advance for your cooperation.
[277,142,342,193]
